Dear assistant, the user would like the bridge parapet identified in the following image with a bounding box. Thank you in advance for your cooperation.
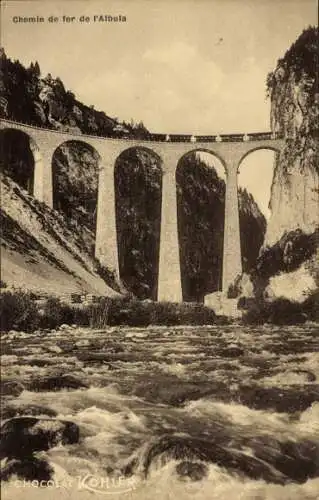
[0,118,283,143]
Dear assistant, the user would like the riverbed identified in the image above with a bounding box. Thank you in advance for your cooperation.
[1,324,318,499]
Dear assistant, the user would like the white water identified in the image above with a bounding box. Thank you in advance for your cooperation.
[1,325,318,499]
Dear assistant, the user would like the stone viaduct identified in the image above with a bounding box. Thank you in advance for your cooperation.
[0,119,284,302]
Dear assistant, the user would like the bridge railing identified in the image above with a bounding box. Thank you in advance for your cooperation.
[0,118,283,143]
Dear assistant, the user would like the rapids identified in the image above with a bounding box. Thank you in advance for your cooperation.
[1,324,318,499]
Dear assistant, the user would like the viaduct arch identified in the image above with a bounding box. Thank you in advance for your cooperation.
[0,119,284,302]
[51,140,101,223]
[114,146,163,300]
[176,150,226,302]
[0,127,44,200]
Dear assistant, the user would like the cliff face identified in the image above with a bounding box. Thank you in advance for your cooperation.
[265,27,319,247]
[240,28,319,310]
[238,188,266,273]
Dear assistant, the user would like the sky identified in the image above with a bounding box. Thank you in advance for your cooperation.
[1,0,317,217]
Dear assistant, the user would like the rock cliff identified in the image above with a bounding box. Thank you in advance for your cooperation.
[239,27,319,316]
[265,27,319,247]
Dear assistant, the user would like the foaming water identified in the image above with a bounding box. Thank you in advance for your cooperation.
[1,325,318,499]
[2,462,319,500]
[184,399,319,439]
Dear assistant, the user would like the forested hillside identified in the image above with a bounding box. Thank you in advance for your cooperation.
[0,48,149,138]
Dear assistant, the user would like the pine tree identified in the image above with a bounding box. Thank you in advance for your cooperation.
[34,61,40,77]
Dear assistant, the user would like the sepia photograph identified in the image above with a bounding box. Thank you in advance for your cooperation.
[0,0,318,498]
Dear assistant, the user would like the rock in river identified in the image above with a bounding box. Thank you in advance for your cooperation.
[0,380,25,397]
[1,456,54,482]
[176,461,208,481]
[0,417,79,458]
[1,404,58,420]
[28,374,89,392]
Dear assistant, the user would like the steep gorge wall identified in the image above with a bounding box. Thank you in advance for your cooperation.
[242,27,319,308]
[265,27,319,247]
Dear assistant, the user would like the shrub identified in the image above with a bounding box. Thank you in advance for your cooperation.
[40,297,90,329]
[237,296,257,310]
[101,297,151,327]
[71,293,82,304]
[0,280,7,288]
[301,290,319,322]
[227,274,242,299]
[242,297,307,325]
[123,300,152,327]
[87,296,218,328]
[267,298,306,325]
[39,297,68,330]
[1,290,220,333]
[150,301,180,326]
[242,301,269,325]
[0,290,40,332]
[151,301,217,326]
[87,297,111,328]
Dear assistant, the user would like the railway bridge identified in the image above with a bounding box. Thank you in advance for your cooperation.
[0,119,284,301]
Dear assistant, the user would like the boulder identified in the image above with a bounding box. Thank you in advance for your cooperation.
[28,374,88,392]
[175,461,208,481]
[216,346,244,358]
[1,456,53,482]
[134,378,229,406]
[46,345,63,354]
[266,265,317,303]
[238,385,319,413]
[0,417,79,458]
[142,435,287,484]
[1,380,24,397]
[1,404,58,420]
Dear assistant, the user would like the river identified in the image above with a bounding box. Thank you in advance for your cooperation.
[1,324,318,499]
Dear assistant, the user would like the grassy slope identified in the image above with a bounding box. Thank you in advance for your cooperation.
[1,175,119,298]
